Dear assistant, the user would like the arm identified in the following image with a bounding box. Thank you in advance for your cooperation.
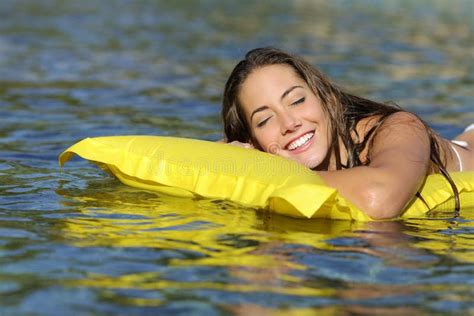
[218,137,255,149]
[317,112,431,219]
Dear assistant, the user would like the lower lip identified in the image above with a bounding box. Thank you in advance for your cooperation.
[287,133,315,154]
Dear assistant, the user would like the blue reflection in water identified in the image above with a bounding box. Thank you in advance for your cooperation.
[0,0,473,315]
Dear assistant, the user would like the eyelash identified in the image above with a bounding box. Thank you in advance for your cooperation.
[292,97,305,105]
[257,117,271,128]
[256,97,305,128]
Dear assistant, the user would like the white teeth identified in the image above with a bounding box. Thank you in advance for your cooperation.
[288,132,314,151]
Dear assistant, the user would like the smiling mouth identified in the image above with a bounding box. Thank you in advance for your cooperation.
[286,132,314,151]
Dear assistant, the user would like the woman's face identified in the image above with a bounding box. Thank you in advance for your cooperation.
[238,64,331,169]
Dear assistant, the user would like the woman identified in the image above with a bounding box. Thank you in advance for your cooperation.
[221,47,473,219]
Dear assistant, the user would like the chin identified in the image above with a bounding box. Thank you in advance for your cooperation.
[297,156,322,170]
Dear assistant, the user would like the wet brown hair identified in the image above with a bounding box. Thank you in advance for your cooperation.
[221,47,460,214]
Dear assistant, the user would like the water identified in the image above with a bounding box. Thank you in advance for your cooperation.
[1,0,473,314]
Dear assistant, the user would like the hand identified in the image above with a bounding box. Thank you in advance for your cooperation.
[264,142,291,159]
[227,140,254,149]
[216,137,227,143]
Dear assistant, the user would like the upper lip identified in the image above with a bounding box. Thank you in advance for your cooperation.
[284,131,314,150]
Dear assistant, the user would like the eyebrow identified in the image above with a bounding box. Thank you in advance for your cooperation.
[281,85,303,101]
[249,85,303,122]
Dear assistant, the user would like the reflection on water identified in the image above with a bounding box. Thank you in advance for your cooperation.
[1,0,473,314]
[49,181,474,313]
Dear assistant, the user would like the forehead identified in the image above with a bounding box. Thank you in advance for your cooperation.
[244,64,302,88]
[239,64,305,109]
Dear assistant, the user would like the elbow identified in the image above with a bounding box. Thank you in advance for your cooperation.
[358,184,406,220]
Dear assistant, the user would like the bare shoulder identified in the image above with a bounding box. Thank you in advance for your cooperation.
[380,111,425,130]
[364,112,430,168]
[356,111,426,138]
[372,111,428,142]
[356,111,430,163]
[334,111,432,219]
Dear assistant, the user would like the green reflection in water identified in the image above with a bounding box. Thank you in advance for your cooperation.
[1,0,473,314]
[53,179,474,313]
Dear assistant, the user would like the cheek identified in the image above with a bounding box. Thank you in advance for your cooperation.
[303,96,325,117]
[306,105,324,121]
[253,129,278,152]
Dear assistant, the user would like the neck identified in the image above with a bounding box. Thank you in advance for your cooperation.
[314,137,348,171]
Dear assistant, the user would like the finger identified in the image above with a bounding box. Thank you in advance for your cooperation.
[228,141,254,149]
[265,142,290,159]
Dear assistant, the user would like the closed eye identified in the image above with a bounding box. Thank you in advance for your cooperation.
[256,116,272,128]
[292,97,305,105]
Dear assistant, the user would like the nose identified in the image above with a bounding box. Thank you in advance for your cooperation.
[279,110,301,135]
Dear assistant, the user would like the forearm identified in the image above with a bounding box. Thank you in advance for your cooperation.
[317,165,424,219]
